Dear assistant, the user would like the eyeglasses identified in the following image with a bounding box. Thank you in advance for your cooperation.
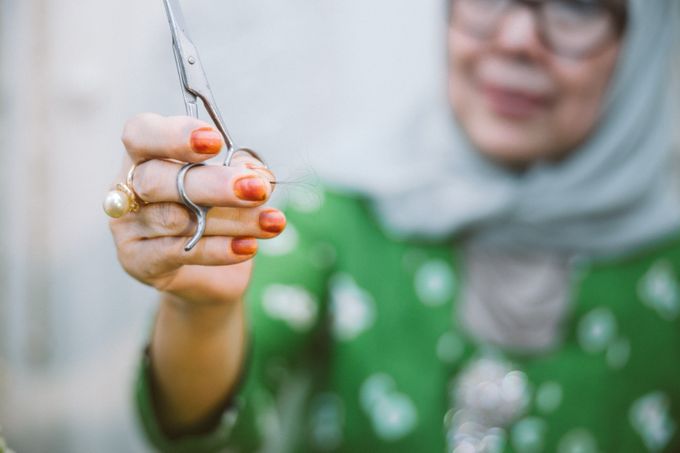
[449,0,628,59]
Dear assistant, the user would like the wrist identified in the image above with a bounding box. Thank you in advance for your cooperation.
[159,292,243,336]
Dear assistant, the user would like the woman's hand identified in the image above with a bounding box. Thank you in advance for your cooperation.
[109,113,285,306]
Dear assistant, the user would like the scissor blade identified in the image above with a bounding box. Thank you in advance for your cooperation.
[162,0,205,97]
[161,0,237,160]
[170,41,199,117]
[162,0,191,42]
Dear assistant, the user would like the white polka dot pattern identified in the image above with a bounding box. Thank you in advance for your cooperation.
[414,259,455,307]
[360,374,418,441]
[262,284,318,331]
[638,261,680,321]
[577,308,617,354]
[329,274,376,341]
[629,392,676,452]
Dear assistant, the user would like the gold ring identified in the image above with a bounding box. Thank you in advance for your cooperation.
[126,162,149,207]
[102,163,146,218]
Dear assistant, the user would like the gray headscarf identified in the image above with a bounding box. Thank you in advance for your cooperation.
[320,0,680,353]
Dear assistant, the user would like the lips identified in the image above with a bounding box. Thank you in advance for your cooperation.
[479,82,552,120]
[475,57,556,120]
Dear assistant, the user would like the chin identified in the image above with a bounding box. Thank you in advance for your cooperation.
[462,117,553,168]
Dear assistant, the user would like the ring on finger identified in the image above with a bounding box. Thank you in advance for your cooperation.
[126,162,149,207]
[103,162,147,218]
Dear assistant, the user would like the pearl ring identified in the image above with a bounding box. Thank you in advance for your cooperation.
[103,163,147,218]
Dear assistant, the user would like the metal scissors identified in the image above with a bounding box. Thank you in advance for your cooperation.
[162,0,239,251]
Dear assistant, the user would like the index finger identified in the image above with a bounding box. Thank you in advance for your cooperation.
[121,113,225,163]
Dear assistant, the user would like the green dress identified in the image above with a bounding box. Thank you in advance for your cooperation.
[136,188,680,452]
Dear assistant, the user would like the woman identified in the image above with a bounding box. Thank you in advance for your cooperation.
[108,0,680,451]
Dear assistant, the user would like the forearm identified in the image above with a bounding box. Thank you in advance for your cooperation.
[149,293,247,435]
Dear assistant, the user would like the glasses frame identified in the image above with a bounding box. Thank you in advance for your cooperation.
[448,0,629,59]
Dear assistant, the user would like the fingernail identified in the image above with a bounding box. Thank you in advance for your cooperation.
[245,163,277,192]
[232,237,258,255]
[190,127,223,154]
[259,210,287,233]
[234,176,268,202]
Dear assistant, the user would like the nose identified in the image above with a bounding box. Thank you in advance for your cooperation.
[494,7,543,57]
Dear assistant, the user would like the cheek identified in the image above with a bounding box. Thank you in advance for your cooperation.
[447,29,483,114]
[549,50,620,151]
[448,30,511,156]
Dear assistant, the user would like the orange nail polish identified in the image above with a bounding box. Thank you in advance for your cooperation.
[232,237,258,255]
[234,176,268,202]
[259,210,287,233]
[190,127,223,154]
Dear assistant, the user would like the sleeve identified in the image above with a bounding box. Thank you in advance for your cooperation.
[134,186,339,452]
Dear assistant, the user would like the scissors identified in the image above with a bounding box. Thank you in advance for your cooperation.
[162,0,243,251]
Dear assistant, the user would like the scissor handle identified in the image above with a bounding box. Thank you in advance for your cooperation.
[177,162,209,251]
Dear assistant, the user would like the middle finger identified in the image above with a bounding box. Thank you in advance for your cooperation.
[132,159,274,208]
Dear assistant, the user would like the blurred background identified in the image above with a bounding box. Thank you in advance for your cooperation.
[0,0,678,452]
[0,0,447,451]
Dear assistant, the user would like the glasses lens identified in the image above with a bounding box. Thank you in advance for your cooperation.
[452,0,512,38]
[543,0,616,56]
